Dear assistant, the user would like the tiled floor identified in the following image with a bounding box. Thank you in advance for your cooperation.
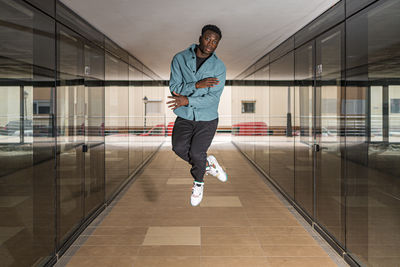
[56,141,349,267]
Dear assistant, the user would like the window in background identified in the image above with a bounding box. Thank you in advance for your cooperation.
[241,101,256,113]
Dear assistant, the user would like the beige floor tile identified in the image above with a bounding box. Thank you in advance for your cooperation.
[200,207,247,217]
[83,235,146,246]
[89,226,148,236]
[201,226,252,236]
[245,207,292,218]
[134,256,200,267]
[142,227,200,245]
[107,209,154,218]
[262,245,329,257]
[99,216,153,227]
[200,208,250,226]
[248,217,300,227]
[201,232,259,245]
[257,235,319,246]
[201,246,264,256]
[150,217,201,226]
[58,146,347,267]
[66,256,135,267]
[266,257,337,267]
[73,245,139,257]
[151,207,202,226]
[200,217,250,227]
[200,196,242,207]
[201,257,270,267]
[138,245,201,256]
[201,227,259,246]
[252,226,309,236]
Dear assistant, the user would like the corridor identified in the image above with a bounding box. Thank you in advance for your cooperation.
[56,140,347,267]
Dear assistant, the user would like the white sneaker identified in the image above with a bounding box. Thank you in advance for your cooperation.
[191,181,204,206]
[206,155,227,182]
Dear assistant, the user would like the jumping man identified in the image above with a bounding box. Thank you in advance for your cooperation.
[167,24,227,206]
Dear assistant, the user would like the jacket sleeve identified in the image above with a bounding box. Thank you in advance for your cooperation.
[169,55,196,96]
[187,68,226,109]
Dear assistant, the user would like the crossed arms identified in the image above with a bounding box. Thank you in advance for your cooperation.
[168,56,226,110]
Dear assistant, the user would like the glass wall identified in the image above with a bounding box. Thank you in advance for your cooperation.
[232,0,400,266]
[0,0,56,265]
[294,40,314,216]
[105,51,129,199]
[254,65,270,174]
[129,62,144,173]
[0,0,164,266]
[269,52,295,198]
[57,23,86,245]
[346,0,400,265]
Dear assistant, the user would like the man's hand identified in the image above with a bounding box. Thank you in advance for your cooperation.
[167,93,189,110]
[195,77,219,89]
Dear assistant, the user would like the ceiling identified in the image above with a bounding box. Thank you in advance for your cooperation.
[61,0,339,79]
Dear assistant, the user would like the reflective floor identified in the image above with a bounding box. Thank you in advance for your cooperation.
[56,139,348,267]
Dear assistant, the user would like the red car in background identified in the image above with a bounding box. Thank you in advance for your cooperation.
[167,122,174,136]
[166,121,269,136]
[232,122,268,136]
[139,124,166,136]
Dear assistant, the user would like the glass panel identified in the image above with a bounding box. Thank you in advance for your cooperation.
[346,0,400,265]
[346,0,376,17]
[57,25,85,244]
[370,86,383,141]
[142,73,153,161]
[270,37,294,63]
[294,41,314,215]
[129,65,143,173]
[389,86,400,142]
[254,54,269,73]
[242,74,255,160]
[315,24,345,245]
[105,38,129,63]
[84,44,105,216]
[269,52,295,198]
[143,79,162,160]
[25,0,55,17]
[254,65,270,174]
[0,0,56,265]
[56,2,103,49]
[231,83,242,149]
[105,53,129,200]
[295,1,345,48]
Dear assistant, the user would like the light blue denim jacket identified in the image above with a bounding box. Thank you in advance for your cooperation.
[169,44,226,121]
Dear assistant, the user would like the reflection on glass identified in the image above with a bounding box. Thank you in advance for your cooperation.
[346,1,400,265]
[370,86,383,142]
[83,44,105,216]
[105,53,129,200]
[232,1,400,266]
[129,65,143,173]
[254,66,270,174]
[142,79,165,162]
[269,52,295,197]
[389,86,400,143]
[0,0,55,265]
[295,41,314,215]
[57,26,85,243]
[315,24,345,245]
[242,74,255,159]
[1,1,163,265]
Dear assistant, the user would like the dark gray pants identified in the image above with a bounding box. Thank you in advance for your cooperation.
[172,116,218,183]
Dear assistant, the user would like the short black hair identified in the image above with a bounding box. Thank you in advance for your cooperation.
[201,24,222,40]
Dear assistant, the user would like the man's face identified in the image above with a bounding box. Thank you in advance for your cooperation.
[198,30,220,56]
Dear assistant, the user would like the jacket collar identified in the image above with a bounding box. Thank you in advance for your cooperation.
[188,44,218,61]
